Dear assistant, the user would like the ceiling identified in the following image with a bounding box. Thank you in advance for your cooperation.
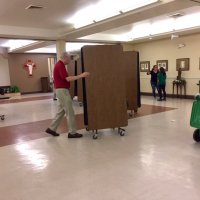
[0,0,200,53]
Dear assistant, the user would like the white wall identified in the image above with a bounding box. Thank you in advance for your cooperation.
[123,33,200,96]
[0,54,10,86]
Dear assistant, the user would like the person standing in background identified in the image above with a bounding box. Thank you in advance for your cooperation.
[147,65,159,98]
[157,67,167,101]
[46,52,90,138]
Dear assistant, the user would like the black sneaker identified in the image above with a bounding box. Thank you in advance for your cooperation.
[45,128,60,136]
[68,132,83,138]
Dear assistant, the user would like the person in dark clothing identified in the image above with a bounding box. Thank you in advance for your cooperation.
[157,67,167,101]
[147,65,159,98]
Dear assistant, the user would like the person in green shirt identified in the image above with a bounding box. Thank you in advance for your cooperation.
[157,67,166,101]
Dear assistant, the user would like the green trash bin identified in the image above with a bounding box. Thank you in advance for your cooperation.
[190,94,200,142]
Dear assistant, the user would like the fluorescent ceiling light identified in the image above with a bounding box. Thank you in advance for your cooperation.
[117,10,200,41]
[66,42,102,52]
[93,11,119,22]
[1,39,37,51]
[79,33,125,42]
[150,18,174,35]
[67,5,95,28]
[130,23,151,39]
[92,1,120,21]
[27,47,56,53]
[115,34,133,41]
[26,43,103,53]
[174,12,200,30]
[67,0,160,29]
[120,0,160,13]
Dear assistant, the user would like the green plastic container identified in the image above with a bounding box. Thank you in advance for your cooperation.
[190,99,200,128]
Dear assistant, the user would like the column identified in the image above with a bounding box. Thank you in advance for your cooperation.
[56,40,66,61]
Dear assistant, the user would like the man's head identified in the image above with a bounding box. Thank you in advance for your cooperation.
[60,52,71,65]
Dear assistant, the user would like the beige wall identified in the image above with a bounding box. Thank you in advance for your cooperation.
[8,53,56,93]
[123,33,200,96]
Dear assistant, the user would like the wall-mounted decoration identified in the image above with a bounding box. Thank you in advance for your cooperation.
[156,60,168,71]
[176,58,190,71]
[140,61,150,72]
[24,59,36,77]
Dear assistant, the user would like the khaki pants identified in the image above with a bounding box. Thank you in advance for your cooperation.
[49,88,76,133]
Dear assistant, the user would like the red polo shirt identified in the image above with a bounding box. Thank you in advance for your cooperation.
[53,60,70,89]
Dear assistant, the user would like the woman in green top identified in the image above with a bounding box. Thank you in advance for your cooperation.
[157,67,166,101]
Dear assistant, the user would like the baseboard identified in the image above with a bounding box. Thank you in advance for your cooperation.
[141,92,194,99]
[21,91,52,95]
[2,92,21,98]
[0,97,10,100]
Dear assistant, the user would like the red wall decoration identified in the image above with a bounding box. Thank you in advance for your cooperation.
[23,59,36,77]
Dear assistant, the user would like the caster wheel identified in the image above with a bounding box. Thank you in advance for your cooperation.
[86,127,89,131]
[1,115,5,120]
[129,113,133,118]
[193,129,200,142]
[134,109,138,113]
[118,128,125,136]
[119,130,125,136]
[93,134,98,140]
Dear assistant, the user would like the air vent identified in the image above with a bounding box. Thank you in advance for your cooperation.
[25,5,44,10]
[190,0,200,3]
[168,13,184,18]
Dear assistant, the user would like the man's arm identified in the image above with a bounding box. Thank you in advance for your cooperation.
[66,72,90,82]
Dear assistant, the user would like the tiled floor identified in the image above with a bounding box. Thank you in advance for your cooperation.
[0,93,199,200]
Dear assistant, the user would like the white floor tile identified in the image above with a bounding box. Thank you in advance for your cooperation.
[0,95,199,200]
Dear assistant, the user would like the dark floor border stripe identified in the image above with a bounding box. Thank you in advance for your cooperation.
[0,95,53,104]
[0,104,176,147]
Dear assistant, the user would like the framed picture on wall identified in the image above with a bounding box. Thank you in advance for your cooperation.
[140,61,150,72]
[156,60,168,71]
[176,58,190,71]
